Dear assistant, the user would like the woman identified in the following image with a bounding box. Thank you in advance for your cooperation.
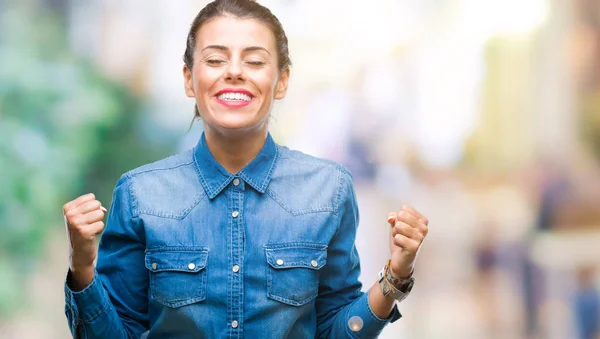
[63,1,429,338]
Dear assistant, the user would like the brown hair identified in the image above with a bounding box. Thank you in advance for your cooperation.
[184,0,292,120]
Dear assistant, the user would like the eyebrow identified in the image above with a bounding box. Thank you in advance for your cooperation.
[201,45,271,55]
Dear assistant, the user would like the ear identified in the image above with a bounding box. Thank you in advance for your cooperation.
[274,67,290,100]
[183,65,195,98]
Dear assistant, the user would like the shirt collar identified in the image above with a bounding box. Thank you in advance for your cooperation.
[193,132,279,199]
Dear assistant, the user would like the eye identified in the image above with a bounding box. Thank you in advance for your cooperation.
[246,61,265,66]
[206,59,225,65]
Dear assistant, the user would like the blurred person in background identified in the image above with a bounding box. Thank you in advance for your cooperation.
[523,159,569,337]
[573,267,599,339]
[60,0,429,338]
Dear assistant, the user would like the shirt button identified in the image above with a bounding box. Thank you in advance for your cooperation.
[311,260,318,268]
[232,211,240,218]
[232,265,240,273]
[233,178,240,186]
[348,316,364,332]
[188,263,196,270]
[151,263,158,270]
[276,259,284,266]
[231,320,239,329]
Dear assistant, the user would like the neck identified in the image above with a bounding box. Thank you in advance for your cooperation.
[203,126,268,174]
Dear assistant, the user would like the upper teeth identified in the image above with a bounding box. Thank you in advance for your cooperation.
[218,92,251,101]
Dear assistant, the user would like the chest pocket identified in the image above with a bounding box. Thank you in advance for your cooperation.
[145,248,209,308]
[265,243,327,306]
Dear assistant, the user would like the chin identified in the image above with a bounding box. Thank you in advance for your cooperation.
[202,106,269,133]
[211,116,265,133]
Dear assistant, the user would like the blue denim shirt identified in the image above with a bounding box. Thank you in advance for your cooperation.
[64,133,401,338]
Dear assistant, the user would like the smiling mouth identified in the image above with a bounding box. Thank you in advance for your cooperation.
[217,92,253,102]
[215,91,254,108]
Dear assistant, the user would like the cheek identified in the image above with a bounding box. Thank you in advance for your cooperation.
[194,67,222,94]
[252,70,279,94]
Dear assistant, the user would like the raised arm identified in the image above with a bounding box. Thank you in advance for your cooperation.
[64,175,148,338]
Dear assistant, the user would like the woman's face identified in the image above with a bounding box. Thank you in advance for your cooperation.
[184,15,289,135]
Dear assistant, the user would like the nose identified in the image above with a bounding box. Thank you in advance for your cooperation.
[224,59,244,82]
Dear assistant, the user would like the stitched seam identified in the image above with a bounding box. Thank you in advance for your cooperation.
[123,173,146,245]
[158,296,206,308]
[279,149,338,168]
[237,189,245,335]
[259,145,280,192]
[241,171,260,192]
[213,176,232,197]
[286,159,337,167]
[193,147,217,199]
[228,189,234,334]
[267,292,316,306]
[137,192,206,219]
[290,206,335,215]
[265,187,291,213]
[266,188,334,216]
[264,242,328,250]
[123,172,139,218]
[333,165,345,215]
[128,160,194,177]
[329,166,347,242]
[145,246,209,252]
[151,286,206,307]
[267,263,323,269]
[80,300,111,323]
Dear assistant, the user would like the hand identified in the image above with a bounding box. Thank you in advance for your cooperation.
[387,205,429,279]
[63,193,107,288]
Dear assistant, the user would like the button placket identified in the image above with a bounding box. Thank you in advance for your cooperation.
[227,181,244,333]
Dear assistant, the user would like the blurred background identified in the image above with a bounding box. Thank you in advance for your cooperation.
[1,0,599,338]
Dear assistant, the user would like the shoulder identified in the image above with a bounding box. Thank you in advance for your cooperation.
[276,145,353,180]
[268,145,354,215]
[121,149,198,191]
[125,149,196,178]
[118,149,205,219]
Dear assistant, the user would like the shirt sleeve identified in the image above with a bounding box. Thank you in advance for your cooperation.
[64,174,148,338]
[315,167,401,339]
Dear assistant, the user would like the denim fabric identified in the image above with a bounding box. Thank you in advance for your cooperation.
[64,132,401,338]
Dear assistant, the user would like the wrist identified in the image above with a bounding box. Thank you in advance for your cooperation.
[377,260,415,303]
[68,265,95,292]
[69,263,94,274]
[69,250,96,269]
[390,265,413,280]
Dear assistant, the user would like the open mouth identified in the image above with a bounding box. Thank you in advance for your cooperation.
[217,92,252,101]
[215,89,254,108]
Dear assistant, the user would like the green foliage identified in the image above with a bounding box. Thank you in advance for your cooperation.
[0,3,175,317]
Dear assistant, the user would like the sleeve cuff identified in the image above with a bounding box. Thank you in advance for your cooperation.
[344,291,402,338]
[64,269,111,322]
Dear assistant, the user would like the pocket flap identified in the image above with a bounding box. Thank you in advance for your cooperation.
[145,248,208,273]
[265,244,327,270]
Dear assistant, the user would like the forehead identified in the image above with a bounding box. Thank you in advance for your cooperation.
[196,15,276,51]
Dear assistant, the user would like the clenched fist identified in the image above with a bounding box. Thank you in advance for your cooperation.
[387,205,429,279]
[63,193,107,290]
